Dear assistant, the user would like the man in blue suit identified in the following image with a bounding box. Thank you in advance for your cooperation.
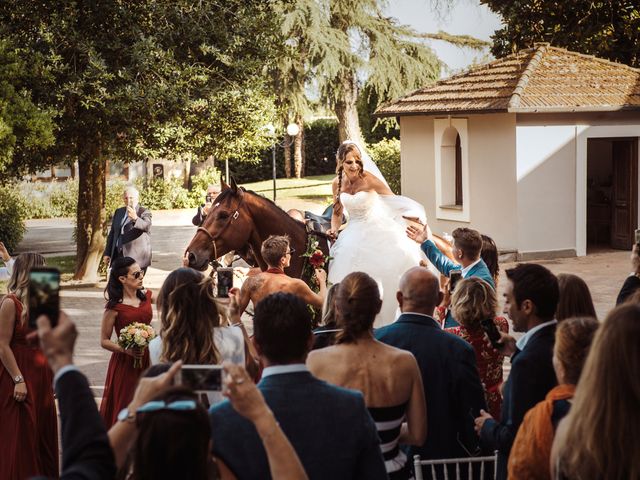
[209,293,387,480]
[375,267,487,465]
[474,263,558,480]
[407,223,494,327]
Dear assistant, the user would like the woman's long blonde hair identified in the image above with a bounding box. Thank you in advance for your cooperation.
[7,253,46,323]
[557,304,640,479]
[157,268,220,364]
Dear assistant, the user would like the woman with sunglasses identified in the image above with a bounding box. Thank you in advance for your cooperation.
[109,362,308,480]
[100,256,152,427]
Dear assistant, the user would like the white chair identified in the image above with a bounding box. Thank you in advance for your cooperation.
[413,452,498,480]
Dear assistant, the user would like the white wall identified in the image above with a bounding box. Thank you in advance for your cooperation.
[400,113,518,250]
[516,125,577,254]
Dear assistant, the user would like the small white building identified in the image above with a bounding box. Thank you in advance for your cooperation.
[377,44,640,258]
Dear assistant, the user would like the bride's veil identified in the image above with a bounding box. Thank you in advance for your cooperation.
[341,140,427,225]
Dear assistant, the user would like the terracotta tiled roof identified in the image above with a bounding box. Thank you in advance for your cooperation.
[376,44,640,116]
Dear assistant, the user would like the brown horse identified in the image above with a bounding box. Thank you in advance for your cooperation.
[185,179,328,279]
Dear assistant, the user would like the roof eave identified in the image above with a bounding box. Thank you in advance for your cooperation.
[509,105,640,113]
[374,108,509,118]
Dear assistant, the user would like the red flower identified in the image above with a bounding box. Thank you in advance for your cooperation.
[309,250,325,268]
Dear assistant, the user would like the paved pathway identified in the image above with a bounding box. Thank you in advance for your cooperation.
[16,202,632,392]
[17,199,327,392]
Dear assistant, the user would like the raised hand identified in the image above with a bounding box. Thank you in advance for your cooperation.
[406,222,431,244]
[0,241,10,262]
[314,268,327,285]
[126,205,138,221]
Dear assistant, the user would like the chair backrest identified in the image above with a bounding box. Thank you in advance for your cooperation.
[413,452,498,480]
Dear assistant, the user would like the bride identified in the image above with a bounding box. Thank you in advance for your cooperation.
[327,140,434,326]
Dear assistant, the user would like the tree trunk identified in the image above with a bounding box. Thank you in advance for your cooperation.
[74,138,107,282]
[293,116,304,178]
[334,70,364,145]
[283,134,292,178]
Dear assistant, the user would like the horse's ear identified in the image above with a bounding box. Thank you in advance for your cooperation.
[221,178,230,190]
[230,175,240,194]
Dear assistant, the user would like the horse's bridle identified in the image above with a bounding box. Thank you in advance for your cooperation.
[196,193,246,262]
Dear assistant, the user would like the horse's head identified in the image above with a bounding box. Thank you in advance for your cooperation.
[185,178,254,270]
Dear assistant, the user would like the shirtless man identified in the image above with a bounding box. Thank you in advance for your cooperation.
[236,235,327,314]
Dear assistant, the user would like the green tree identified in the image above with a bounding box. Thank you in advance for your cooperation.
[0,40,55,175]
[0,1,278,280]
[482,0,640,67]
[277,0,439,147]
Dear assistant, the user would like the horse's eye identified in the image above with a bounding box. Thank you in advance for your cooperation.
[217,212,229,220]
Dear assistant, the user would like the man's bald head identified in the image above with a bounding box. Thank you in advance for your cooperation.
[397,267,442,315]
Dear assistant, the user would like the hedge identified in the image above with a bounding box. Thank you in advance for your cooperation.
[0,185,27,252]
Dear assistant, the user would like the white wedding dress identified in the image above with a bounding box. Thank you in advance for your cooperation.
[328,190,426,327]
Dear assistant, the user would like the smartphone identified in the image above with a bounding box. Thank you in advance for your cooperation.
[177,365,224,394]
[635,228,640,245]
[28,267,60,330]
[216,268,233,298]
[449,270,462,293]
[481,318,502,348]
[128,197,135,208]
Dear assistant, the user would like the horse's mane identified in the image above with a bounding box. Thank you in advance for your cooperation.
[217,186,331,240]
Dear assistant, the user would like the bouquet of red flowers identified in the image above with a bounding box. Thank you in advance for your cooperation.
[302,236,332,289]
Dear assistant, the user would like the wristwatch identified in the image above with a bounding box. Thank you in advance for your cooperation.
[13,375,24,384]
[117,407,136,424]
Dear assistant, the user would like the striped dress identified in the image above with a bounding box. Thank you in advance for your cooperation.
[368,402,409,478]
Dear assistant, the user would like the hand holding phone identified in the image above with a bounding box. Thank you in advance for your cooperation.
[28,267,60,330]
[449,270,462,293]
[480,318,502,349]
[216,268,234,298]
[177,365,224,394]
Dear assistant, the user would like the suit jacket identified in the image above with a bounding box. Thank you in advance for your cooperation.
[191,205,206,226]
[209,371,387,480]
[104,205,152,269]
[420,239,495,327]
[50,369,116,480]
[480,323,557,480]
[375,314,487,461]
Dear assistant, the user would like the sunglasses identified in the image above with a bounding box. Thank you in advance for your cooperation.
[137,400,197,414]
[130,270,144,279]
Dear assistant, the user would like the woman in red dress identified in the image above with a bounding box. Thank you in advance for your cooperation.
[0,253,58,479]
[448,277,509,420]
[99,256,152,427]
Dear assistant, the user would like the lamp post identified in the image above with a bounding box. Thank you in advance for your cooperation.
[266,122,300,201]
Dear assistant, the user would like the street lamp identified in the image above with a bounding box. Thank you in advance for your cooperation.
[266,122,300,201]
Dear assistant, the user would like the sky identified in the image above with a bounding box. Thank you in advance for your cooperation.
[384,0,503,76]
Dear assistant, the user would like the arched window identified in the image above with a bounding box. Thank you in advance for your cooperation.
[435,118,469,222]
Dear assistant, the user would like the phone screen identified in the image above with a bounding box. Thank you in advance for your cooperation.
[178,365,224,393]
[216,268,233,298]
[449,271,462,293]
[28,267,60,330]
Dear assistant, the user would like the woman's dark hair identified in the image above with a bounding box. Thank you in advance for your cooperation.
[104,257,146,309]
[131,387,213,480]
[335,272,381,343]
[157,268,220,364]
[556,274,597,321]
[480,234,499,284]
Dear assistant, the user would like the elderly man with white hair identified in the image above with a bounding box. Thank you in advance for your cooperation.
[103,186,152,272]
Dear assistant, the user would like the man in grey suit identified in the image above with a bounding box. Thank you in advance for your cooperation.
[103,186,152,271]
[209,293,387,480]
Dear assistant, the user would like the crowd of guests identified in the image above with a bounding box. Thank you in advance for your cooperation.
[2,222,640,479]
